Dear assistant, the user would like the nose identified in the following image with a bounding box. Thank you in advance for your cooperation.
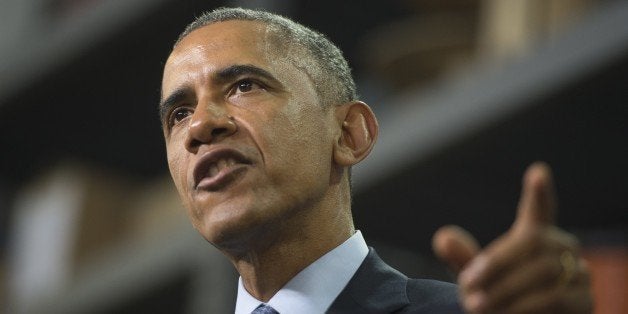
[185,104,237,152]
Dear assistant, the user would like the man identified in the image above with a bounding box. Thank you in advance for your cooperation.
[159,7,592,313]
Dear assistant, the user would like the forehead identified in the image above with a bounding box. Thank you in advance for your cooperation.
[163,21,283,89]
[175,20,271,56]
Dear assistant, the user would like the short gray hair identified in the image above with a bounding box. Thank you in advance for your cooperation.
[175,7,357,107]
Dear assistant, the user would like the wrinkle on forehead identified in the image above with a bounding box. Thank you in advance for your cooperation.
[168,44,212,68]
[165,21,270,76]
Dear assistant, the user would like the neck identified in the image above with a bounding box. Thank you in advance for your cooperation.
[225,196,354,301]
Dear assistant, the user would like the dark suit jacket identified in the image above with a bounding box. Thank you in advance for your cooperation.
[327,248,464,313]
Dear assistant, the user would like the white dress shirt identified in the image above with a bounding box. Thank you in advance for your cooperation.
[235,231,369,314]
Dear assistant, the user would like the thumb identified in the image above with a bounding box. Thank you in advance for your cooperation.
[432,225,480,274]
[513,162,557,232]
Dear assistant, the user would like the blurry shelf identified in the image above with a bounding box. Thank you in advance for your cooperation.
[0,0,169,105]
[354,0,628,190]
[24,222,236,314]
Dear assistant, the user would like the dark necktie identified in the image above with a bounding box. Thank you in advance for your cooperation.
[251,303,279,314]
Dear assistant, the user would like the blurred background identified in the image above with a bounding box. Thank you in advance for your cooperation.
[1,0,627,313]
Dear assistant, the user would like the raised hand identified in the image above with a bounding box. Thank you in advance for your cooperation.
[433,162,593,313]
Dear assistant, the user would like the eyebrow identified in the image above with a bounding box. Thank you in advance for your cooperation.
[214,64,280,86]
[158,64,281,122]
[159,88,189,123]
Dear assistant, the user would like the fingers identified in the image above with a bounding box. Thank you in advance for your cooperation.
[458,226,587,313]
[506,288,593,314]
[480,253,564,309]
[491,261,592,314]
[457,163,560,290]
[464,245,588,313]
[460,226,579,290]
[432,225,480,273]
[513,162,557,233]
[453,162,592,313]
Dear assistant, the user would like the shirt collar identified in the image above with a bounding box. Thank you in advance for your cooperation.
[235,230,368,314]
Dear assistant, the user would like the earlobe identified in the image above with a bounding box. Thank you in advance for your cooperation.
[333,101,379,167]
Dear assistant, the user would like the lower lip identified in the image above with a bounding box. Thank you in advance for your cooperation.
[195,164,249,191]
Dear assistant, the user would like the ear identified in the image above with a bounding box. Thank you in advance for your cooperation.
[333,101,379,167]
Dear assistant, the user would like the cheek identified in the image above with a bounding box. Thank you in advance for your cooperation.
[266,107,333,170]
[287,105,333,150]
[167,147,201,224]
[240,100,334,180]
[166,145,189,194]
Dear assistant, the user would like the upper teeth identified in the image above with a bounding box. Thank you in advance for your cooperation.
[208,157,236,177]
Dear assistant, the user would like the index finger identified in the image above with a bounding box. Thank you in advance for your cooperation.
[513,162,557,232]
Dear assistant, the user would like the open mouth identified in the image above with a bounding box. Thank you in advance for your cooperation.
[193,148,252,190]
[207,157,239,177]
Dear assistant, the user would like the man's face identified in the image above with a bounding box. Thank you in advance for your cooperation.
[161,20,338,248]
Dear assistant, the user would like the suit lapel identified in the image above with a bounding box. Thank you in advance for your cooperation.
[327,248,409,313]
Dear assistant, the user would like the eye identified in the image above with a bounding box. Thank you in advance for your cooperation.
[169,107,193,127]
[232,79,264,95]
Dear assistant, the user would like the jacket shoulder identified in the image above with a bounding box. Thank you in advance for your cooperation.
[399,278,462,313]
[328,248,463,313]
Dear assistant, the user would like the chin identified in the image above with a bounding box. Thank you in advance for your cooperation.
[192,205,265,253]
